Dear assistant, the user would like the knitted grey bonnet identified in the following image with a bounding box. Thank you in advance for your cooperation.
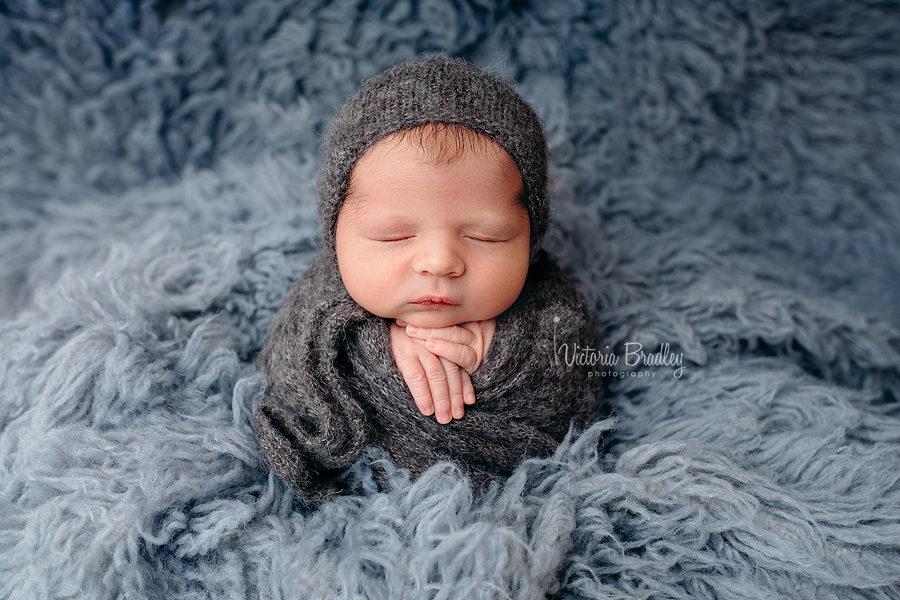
[318,55,549,263]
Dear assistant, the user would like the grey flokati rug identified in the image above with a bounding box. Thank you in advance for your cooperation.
[2,1,900,598]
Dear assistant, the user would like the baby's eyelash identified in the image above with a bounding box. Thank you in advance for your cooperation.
[373,235,505,243]
[377,236,414,243]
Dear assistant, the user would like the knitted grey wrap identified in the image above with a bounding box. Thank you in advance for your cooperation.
[255,251,602,504]
[253,57,602,504]
[318,55,549,263]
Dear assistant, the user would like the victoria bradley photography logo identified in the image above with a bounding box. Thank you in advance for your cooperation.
[548,316,685,379]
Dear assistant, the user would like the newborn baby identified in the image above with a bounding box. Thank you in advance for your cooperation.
[254,56,602,503]
[340,121,526,425]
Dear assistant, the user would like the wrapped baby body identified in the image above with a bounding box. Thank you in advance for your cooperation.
[255,251,601,503]
[253,56,603,503]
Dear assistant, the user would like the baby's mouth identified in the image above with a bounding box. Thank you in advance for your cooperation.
[410,296,459,307]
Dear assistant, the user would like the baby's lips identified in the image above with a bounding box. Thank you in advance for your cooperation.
[409,295,459,306]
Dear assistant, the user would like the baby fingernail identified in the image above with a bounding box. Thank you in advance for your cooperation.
[407,325,418,334]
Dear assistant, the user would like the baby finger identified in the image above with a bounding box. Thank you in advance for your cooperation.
[421,352,452,424]
[441,357,466,420]
[425,337,479,373]
[396,354,434,417]
[461,370,476,405]
[406,324,475,346]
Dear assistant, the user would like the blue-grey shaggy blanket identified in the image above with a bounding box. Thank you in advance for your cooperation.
[2,1,900,598]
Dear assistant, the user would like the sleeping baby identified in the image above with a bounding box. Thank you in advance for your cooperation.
[254,56,603,503]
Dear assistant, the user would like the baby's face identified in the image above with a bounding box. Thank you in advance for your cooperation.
[335,133,530,328]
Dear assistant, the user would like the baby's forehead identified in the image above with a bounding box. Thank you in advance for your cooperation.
[337,124,526,221]
[344,125,522,203]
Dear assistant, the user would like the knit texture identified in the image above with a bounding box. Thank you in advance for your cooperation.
[255,251,602,503]
[2,1,900,599]
[318,55,549,263]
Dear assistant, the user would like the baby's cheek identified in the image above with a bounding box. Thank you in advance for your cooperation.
[477,271,527,318]
[338,254,394,316]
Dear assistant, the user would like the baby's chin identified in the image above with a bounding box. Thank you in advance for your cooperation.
[391,309,496,329]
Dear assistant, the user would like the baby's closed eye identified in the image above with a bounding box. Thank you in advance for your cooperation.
[361,224,416,243]
[376,235,415,243]
[462,226,519,243]
[464,235,504,243]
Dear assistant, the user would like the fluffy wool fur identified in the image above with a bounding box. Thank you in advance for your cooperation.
[2,1,900,599]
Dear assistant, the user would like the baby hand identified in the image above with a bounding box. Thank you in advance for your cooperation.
[402,320,495,375]
[390,321,474,424]
[389,319,495,424]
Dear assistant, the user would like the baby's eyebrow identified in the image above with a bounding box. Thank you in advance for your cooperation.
[338,193,372,218]
[363,219,415,231]
[347,211,417,231]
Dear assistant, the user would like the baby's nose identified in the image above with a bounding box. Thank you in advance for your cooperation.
[413,237,464,277]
